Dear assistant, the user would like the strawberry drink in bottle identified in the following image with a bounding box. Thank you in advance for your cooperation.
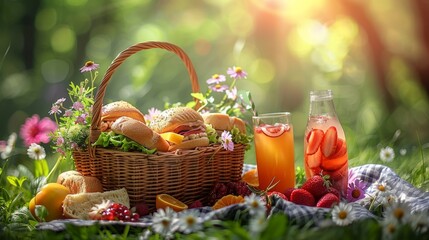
[304,90,348,197]
[253,112,295,193]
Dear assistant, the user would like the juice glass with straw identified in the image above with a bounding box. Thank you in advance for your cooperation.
[252,112,295,193]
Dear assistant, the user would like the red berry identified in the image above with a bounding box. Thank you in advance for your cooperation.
[189,200,203,209]
[290,189,315,207]
[133,202,150,217]
[316,193,339,208]
[327,187,340,199]
[283,188,296,200]
[301,175,330,199]
[267,191,288,201]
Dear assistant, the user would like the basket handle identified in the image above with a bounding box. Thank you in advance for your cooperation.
[89,41,200,144]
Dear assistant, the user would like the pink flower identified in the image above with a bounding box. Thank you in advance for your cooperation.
[54,98,66,105]
[64,109,73,117]
[145,107,161,122]
[209,84,229,93]
[20,115,57,147]
[72,101,84,111]
[206,74,226,85]
[226,86,238,100]
[227,66,247,79]
[80,61,99,73]
[49,105,62,115]
[56,136,65,146]
[221,131,234,151]
[75,113,88,124]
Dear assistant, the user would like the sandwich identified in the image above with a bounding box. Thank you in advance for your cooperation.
[202,113,246,135]
[101,101,146,131]
[110,116,170,152]
[148,107,209,150]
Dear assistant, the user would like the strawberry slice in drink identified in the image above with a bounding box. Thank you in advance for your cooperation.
[321,147,348,171]
[306,147,322,169]
[306,129,324,155]
[330,138,347,159]
[321,126,338,158]
[259,124,289,137]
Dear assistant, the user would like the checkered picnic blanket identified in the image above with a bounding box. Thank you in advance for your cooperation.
[37,164,429,231]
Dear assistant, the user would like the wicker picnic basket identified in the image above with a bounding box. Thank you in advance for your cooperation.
[72,41,246,209]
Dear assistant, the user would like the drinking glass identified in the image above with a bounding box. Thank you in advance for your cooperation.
[253,112,295,193]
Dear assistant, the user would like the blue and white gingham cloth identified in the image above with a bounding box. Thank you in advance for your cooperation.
[37,164,429,231]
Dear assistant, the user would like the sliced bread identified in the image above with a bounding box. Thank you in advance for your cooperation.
[62,188,129,219]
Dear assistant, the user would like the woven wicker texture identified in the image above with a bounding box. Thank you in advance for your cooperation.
[73,41,245,209]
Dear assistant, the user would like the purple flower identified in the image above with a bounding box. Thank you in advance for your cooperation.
[226,86,238,100]
[206,74,226,85]
[20,115,57,147]
[79,61,99,73]
[347,179,367,202]
[54,98,66,105]
[49,105,62,115]
[64,109,73,117]
[72,101,84,111]
[227,66,247,79]
[75,113,88,124]
[209,84,229,92]
[221,131,234,151]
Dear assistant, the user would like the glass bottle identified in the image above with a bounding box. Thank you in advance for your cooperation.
[303,90,348,197]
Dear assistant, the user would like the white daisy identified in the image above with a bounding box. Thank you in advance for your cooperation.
[383,199,411,224]
[151,207,178,237]
[248,211,267,235]
[331,202,354,226]
[177,209,203,234]
[244,193,266,216]
[380,146,395,162]
[373,180,392,198]
[410,211,429,234]
[1,132,17,159]
[382,218,398,239]
[27,143,46,160]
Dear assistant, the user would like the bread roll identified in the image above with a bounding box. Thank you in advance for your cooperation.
[57,171,103,194]
[202,113,246,134]
[101,101,146,131]
[148,107,209,150]
[62,188,130,219]
[111,116,170,152]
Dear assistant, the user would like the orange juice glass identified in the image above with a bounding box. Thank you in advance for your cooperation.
[253,112,295,193]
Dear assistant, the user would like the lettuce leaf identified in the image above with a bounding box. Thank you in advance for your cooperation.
[93,131,157,154]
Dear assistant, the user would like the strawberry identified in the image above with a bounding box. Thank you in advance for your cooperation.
[321,126,338,158]
[290,189,315,207]
[316,193,339,208]
[306,129,324,155]
[301,175,331,199]
[321,154,347,171]
[283,188,296,200]
[327,187,340,199]
[267,191,288,201]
